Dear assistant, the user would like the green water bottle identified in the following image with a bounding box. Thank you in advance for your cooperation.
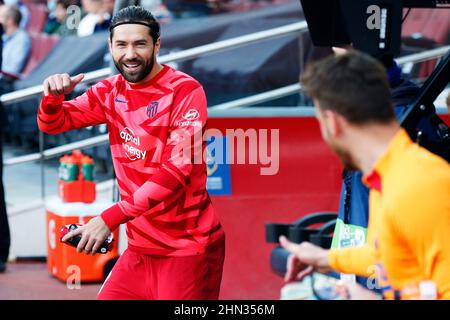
[81,156,94,181]
[66,156,79,181]
[59,155,78,182]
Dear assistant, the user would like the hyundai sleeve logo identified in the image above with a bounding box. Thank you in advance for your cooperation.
[182,109,200,121]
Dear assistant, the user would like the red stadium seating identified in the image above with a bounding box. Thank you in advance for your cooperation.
[21,32,60,77]
[22,0,47,4]
[421,10,450,45]
[401,9,433,38]
[402,9,450,45]
[401,9,449,79]
[26,3,48,34]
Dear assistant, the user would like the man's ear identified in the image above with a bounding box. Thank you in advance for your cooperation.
[108,37,112,53]
[154,38,161,55]
[322,109,343,138]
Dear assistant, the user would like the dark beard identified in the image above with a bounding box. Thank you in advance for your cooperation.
[114,50,155,83]
[331,143,359,171]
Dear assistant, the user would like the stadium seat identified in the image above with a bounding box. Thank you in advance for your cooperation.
[401,9,433,39]
[420,10,450,45]
[5,33,59,145]
[401,9,449,80]
[25,3,48,34]
[21,32,60,77]
[402,9,449,45]
[21,0,47,4]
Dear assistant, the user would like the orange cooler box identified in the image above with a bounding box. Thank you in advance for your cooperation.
[46,198,119,282]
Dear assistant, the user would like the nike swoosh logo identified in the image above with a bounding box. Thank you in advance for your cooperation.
[115,97,127,103]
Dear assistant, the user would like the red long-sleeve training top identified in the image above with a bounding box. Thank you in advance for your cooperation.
[38,65,224,256]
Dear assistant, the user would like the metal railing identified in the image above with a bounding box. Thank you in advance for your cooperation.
[4,45,449,167]
[211,84,303,110]
[396,46,450,65]
[1,21,308,203]
[211,45,450,111]
[2,19,449,206]
[4,134,109,166]
[0,21,308,106]
[3,21,309,170]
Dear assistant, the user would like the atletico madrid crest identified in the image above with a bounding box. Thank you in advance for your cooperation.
[147,101,159,118]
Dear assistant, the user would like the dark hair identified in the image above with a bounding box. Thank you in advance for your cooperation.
[57,0,80,9]
[109,5,160,44]
[301,50,395,124]
[6,6,22,27]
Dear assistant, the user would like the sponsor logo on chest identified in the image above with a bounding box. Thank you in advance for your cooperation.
[120,127,146,160]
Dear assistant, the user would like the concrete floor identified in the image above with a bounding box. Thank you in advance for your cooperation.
[0,262,102,300]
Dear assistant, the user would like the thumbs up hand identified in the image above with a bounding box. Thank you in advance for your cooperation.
[43,73,85,96]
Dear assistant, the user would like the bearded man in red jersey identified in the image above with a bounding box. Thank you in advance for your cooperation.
[38,5,225,300]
